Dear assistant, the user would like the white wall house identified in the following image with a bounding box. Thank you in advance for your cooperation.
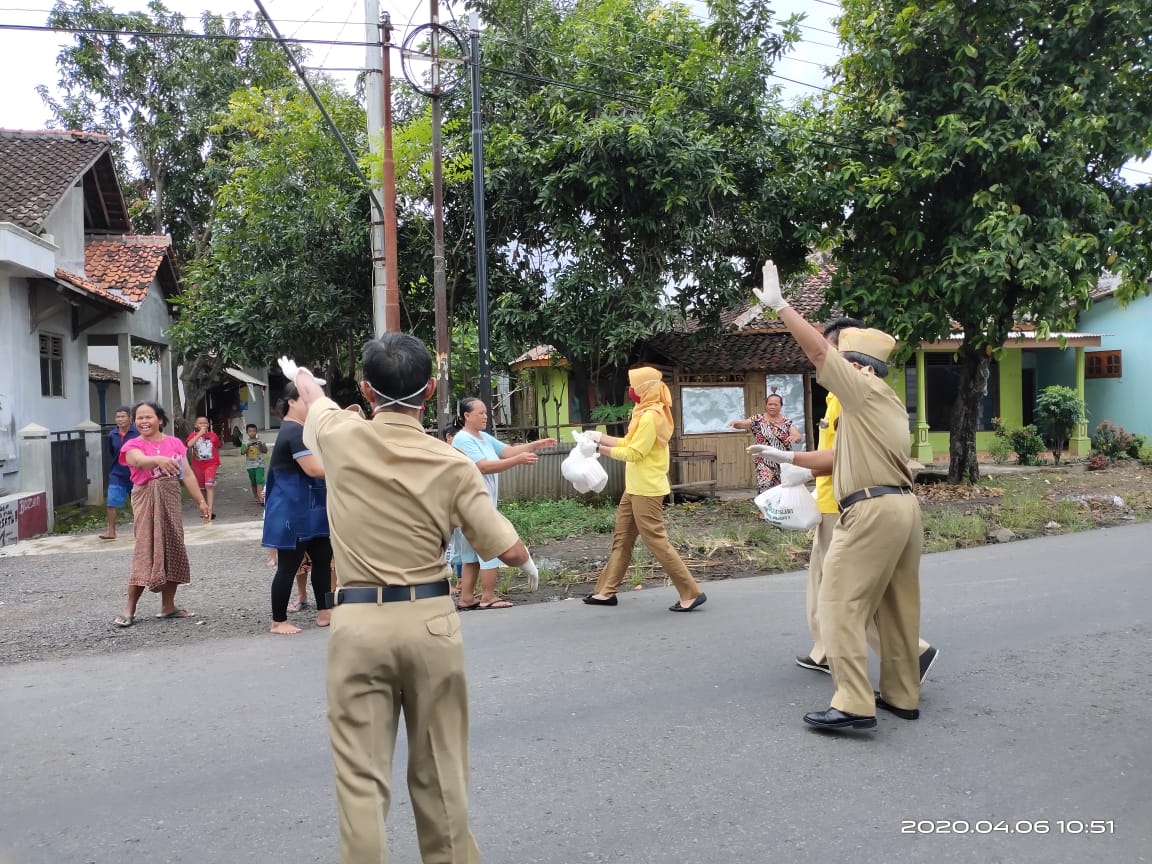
[0,129,181,501]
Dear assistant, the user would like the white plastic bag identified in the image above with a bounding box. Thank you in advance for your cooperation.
[562,431,608,494]
[754,462,820,530]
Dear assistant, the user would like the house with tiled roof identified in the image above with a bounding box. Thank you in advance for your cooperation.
[0,129,180,505]
[510,261,1105,491]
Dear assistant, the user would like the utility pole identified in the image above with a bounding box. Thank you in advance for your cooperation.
[364,0,401,334]
[429,0,450,436]
[469,11,493,432]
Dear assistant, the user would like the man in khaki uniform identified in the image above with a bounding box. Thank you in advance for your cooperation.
[759,317,939,684]
[753,263,923,731]
[286,333,537,863]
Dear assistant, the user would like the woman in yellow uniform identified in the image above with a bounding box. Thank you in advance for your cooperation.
[582,367,706,612]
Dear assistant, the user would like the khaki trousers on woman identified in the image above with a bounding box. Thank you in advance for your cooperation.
[594,492,702,601]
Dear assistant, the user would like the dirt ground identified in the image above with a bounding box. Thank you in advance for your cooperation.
[1,445,1149,665]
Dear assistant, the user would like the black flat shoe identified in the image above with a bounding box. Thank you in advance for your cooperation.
[803,708,877,730]
[669,593,707,612]
[875,691,920,720]
[583,595,618,606]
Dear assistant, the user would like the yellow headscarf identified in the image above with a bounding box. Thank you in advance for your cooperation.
[626,366,674,447]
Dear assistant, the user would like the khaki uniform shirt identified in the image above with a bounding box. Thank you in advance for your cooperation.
[304,397,520,587]
[816,349,913,503]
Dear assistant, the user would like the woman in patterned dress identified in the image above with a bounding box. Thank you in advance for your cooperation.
[728,393,803,492]
[113,401,211,627]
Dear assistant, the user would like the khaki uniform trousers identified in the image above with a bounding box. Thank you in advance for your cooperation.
[819,494,923,716]
[327,595,480,864]
[806,513,930,665]
[594,492,702,601]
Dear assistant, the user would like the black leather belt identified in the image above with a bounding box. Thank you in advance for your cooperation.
[326,581,451,607]
[837,485,913,513]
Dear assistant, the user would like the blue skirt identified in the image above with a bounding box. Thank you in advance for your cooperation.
[261,470,329,550]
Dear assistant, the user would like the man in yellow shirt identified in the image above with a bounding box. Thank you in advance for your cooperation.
[582,366,706,612]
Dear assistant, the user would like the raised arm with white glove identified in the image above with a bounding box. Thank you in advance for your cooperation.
[752,260,789,312]
[277,356,327,386]
[746,444,795,464]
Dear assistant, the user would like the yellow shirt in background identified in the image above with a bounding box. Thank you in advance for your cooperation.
[609,412,671,497]
[815,393,841,515]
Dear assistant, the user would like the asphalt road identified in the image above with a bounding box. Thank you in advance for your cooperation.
[1,524,1149,864]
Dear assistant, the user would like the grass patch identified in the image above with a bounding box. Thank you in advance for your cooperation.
[996,492,1090,535]
[501,498,617,545]
[922,510,988,552]
[52,504,112,535]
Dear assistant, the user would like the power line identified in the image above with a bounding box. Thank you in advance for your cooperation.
[0,5,415,28]
[0,20,383,46]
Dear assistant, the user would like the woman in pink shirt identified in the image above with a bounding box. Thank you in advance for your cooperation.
[114,401,211,627]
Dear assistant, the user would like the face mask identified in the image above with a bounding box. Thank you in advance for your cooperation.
[627,387,641,404]
[368,381,430,414]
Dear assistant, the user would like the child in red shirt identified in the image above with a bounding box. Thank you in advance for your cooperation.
[186,416,222,519]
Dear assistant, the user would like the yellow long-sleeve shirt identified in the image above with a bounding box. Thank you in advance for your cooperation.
[815,393,841,515]
[609,412,671,497]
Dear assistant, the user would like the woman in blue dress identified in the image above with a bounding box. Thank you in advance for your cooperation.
[263,381,333,634]
[452,397,555,609]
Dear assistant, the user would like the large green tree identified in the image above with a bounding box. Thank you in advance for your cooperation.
[456,0,826,408]
[40,0,293,262]
[822,0,1152,482]
[169,84,374,402]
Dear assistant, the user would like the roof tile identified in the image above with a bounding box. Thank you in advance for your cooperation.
[85,235,173,301]
[0,129,110,232]
[55,267,136,309]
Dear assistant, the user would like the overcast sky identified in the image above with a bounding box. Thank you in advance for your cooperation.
[0,0,839,128]
[0,1,1145,182]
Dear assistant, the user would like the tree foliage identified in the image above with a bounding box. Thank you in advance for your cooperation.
[454,0,827,407]
[170,84,373,399]
[40,0,293,262]
[821,0,1152,482]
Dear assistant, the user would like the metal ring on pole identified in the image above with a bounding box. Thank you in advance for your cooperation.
[401,23,467,97]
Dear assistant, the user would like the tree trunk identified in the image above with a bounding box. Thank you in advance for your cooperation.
[947,343,990,484]
[177,353,226,437]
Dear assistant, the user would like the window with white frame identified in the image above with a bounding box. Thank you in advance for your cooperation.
[39,333,64,397]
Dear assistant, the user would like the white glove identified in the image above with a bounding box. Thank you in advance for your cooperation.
[277,356,327,386]
[585,430,603,443]
[577,437,598,457]
[521,554,539,591]
[753,260,788,312]
[747,444,795,463]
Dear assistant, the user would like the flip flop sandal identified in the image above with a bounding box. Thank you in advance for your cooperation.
[113,614,134,628]
[156,609,195,619]
[287,600,302,613]
[477,598,514,610]
[456,600,482,611]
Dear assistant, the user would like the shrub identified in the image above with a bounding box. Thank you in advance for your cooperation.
[1086,454,1110,471]
[992,418,1045,466]
[988,435,1014,464]
[1034,386,1085,465]
[1091,421,1137,463]
[1138,446,1152,466]
[1127,433,1148,460]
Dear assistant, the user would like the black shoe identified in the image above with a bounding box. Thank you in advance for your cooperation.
[874,691,920,720]
[803,708,877,730]
[583,595,618,606]
[669,593,707,612]
[795,655,831,674]
[919,646,940,684]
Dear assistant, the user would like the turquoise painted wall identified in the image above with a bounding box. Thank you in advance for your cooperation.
[1078,294,1152,438]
